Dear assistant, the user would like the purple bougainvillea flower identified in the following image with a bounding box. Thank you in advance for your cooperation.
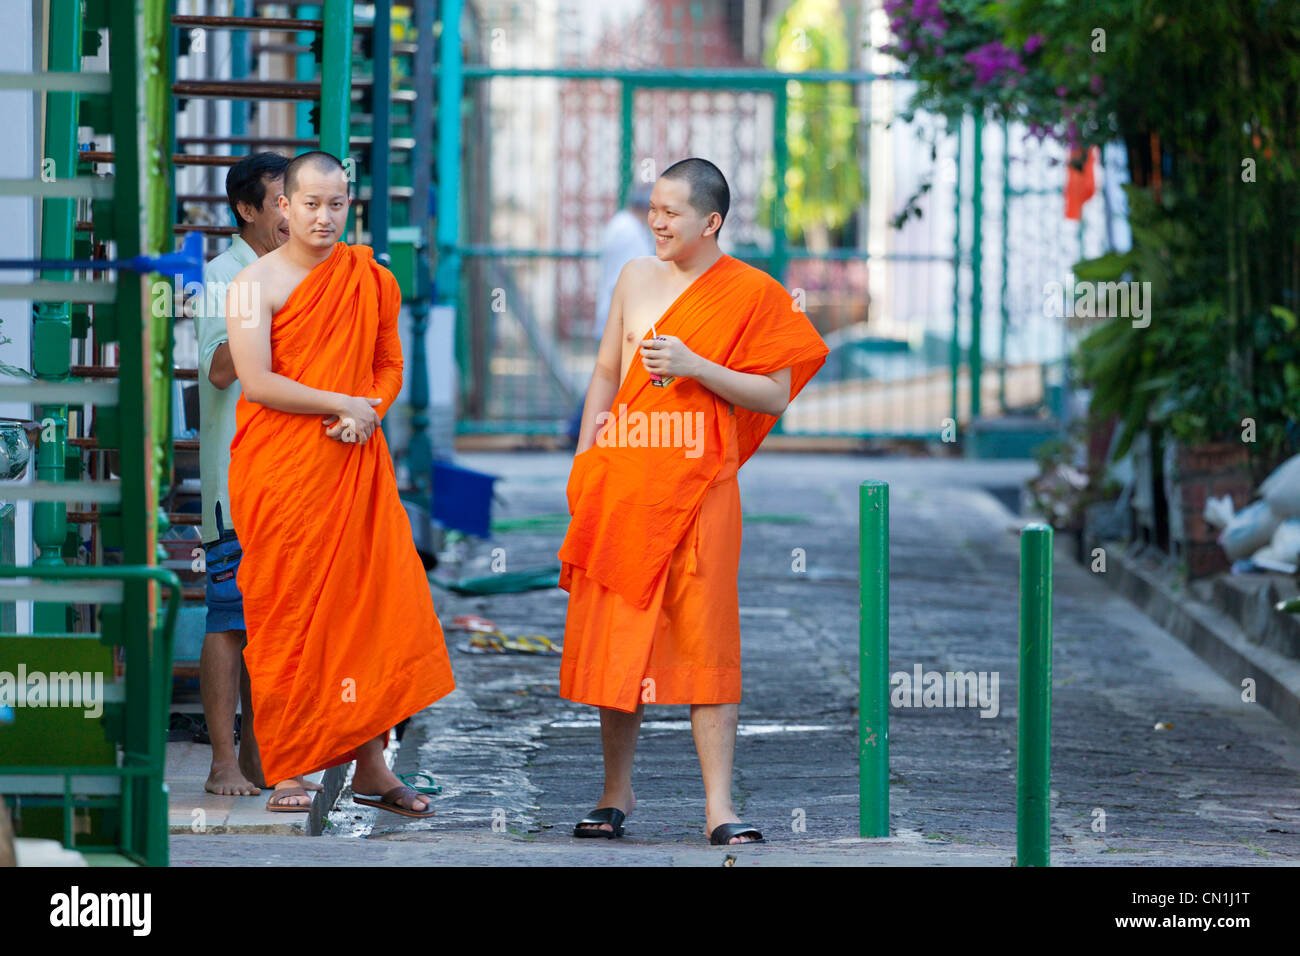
[1089,74,1103,93]
[1056,85,1069,97]
[964,40,1023,86]
[921,16,947,38]
[1024,33,1045,54]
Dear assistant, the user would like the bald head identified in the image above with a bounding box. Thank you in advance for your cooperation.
[284,150,347,199]
[660,158,730,237]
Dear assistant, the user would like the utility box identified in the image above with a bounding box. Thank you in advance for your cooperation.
[388,226,422,301]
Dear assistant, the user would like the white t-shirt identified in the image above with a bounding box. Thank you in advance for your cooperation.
[594,209,655,341]
[195,235,257,543]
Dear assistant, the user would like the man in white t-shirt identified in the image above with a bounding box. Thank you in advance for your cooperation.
[594,185,656,342]
[194,152,292,796]
[567,186,655,441]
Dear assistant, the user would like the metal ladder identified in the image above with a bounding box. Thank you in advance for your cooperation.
[0,0,180,867]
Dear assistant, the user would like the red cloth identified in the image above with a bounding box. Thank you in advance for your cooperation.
[1065,146,1098,220]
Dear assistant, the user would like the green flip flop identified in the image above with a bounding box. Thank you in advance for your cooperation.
[399,771,443,794]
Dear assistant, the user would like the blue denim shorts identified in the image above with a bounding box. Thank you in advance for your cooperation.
[204,502,245,633]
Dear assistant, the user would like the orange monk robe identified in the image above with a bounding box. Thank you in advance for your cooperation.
[557,253,829,713]
[228,242,455,784]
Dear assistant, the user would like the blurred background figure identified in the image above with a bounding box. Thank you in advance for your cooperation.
[567,184,655,443]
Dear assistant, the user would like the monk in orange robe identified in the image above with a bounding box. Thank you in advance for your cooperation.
[559,158,828,844]
[225,151,455,815]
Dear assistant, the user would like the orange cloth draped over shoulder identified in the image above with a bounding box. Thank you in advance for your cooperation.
[557,253,829,712]
[228,242,455,784]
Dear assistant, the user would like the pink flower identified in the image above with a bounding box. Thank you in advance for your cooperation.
[1024,33,1045,54]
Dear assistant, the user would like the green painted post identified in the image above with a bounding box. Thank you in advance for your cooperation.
[999,121,1009,414]
[32,0,84,632]
[295,4,318,141]
[405,0,435,488]
[1017,523,1053,867]
[969,114,983,421]
[949,119,963,429]
[619,80,634,207]
[230,0,249,141]
[370,0,392,261]
[771,83,789,285]
[319,0,354,160]
[145,0,172,501]
[435,0,465,411]
[859,480,889,837]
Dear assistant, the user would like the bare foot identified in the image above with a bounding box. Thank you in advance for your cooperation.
[705,807,762,845]
[290,775,324,793]
[205,761,261,796]
[351,766,429,813]
[267,780,312,808]
[575,789,635,834]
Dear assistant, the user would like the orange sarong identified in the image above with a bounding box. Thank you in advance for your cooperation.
[228,242,455,784]
[558,254,828,712]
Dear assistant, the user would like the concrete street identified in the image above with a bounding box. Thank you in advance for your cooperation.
[171,453,1300,866]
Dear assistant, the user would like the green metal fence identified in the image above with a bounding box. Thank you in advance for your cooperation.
[443,59,964,440]
[435,4,1111,443]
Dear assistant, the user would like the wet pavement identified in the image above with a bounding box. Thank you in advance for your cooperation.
[171,453,1300,866]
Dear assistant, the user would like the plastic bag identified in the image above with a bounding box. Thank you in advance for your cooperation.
[1261,454,1300,517]
[1204,494,1235,530]
[1250,518,1300,573]
[1218,500,1281,561]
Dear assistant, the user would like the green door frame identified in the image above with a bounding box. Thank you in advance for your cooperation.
[617,75,788,284]
[441,62,964,439]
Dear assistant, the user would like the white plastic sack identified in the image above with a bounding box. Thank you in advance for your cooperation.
[1219,500,1281,561]
[1204,494,1235,530]
[1263,515,1300,567]
[1261,454,1300,517]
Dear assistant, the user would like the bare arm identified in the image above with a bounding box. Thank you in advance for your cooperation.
[641,336,793,417]
[575,265,631,454]
[207,342,238,390]
[225,272,380,438]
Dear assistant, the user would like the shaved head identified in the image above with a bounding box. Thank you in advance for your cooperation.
[284,150,347,199]
[660,158,730,236]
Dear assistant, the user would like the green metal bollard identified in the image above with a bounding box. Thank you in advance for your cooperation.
[859,480,889,837]
[1017,523,1053,866]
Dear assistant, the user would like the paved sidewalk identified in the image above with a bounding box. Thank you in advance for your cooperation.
[172,453,1300,865]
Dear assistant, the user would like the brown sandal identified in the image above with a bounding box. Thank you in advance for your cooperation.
[353,784,436,818]
[266,786,312,813]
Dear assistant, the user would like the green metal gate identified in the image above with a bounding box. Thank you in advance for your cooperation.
[434,0,969,441]
[432,3,1097,444]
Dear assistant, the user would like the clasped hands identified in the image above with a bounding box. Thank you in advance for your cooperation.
[322,395,382,444]
[640,334,703,380]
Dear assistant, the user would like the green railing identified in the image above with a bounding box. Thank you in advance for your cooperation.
[0,565,182,867]
[0,0,176,865]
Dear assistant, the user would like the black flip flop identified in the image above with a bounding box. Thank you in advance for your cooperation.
[573,807,626,839]
[709,823,765,845]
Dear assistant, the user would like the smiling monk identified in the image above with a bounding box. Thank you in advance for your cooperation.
[225,151,455,816]
[559,158,829,845]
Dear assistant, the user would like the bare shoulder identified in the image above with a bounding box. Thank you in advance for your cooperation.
[619,255,665,291]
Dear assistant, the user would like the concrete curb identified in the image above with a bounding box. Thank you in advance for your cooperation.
[1095,538,1300,735]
